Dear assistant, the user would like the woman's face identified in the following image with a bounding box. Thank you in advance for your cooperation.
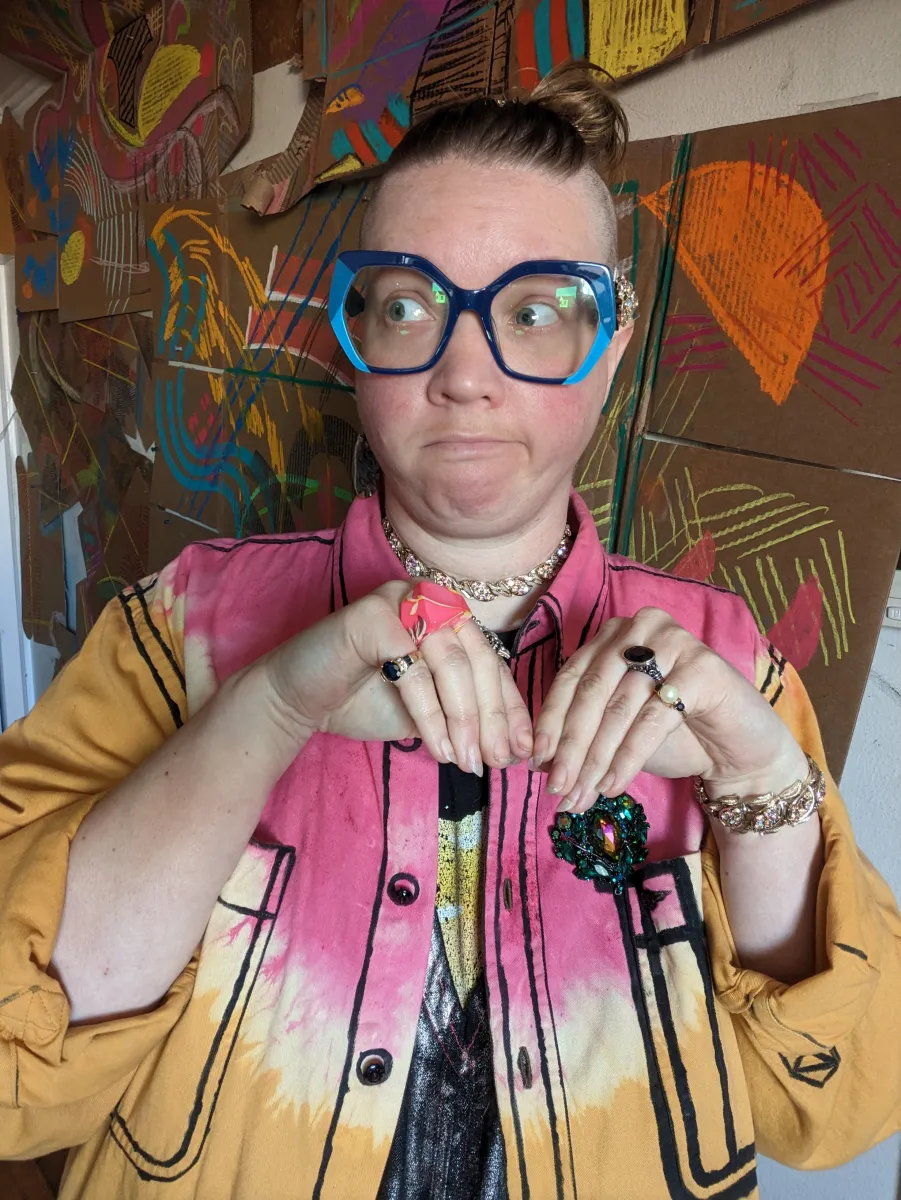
[356,157,632,537]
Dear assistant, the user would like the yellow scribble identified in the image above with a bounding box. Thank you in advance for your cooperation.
[809,557,842,660]
[589,0,687,79]
[795,558,829,667]
[736,519,833,560]
[138,45,202,141]
[837,530,856,625]
[819,537,848,654]
[60,230,85,284]
[755,555,779,624]
[733,564,765,632]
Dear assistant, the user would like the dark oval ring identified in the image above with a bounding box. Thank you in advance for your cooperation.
[623,644,665,685]
[380,652,421,684]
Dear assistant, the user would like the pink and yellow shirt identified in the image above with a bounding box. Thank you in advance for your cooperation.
[0,494,899,1199]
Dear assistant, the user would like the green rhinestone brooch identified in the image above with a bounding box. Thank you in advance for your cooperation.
[550,793,649,895]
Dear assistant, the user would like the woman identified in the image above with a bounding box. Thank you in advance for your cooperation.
[0,65,898,1200]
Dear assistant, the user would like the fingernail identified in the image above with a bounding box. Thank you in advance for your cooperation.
[565,786,582,809]
[546,770,564,795]
[441,739,457,765]
[516,731,533,757]
[598,772,614,795]
[468,747,484,777]
[531,732,550,768]
[556,798,573,813]
[494,736,511,765]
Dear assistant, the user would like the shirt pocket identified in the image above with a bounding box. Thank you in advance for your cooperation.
[109,838,295,1182]
[621,855,756,1197]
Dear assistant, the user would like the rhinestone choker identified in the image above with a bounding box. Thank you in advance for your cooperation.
[382,517,573,603]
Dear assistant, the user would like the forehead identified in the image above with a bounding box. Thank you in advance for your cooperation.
[364,158,614,288]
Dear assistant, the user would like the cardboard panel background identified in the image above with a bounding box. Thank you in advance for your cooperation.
[6,0,898,771]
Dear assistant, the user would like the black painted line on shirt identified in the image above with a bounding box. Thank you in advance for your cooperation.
[110,845,295,1178]
[337,527,350,608]
[669,862,741,1165]
[834,941,868,961]
[196,533,337,553]
[132,578,186,692]
[492,769,530,1199]
[517,771,565,1200]
[532,775,579,1200]
[542,594,566,672]
[608,560,737,599]
[312,742,392,1199]
[614,888,699,1199]
[118,591,184,730]
[635,864,754,1187]
[577,588,604,651]
[526,643,538,722]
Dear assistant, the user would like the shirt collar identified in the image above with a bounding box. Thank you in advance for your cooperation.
[333,491,608,662]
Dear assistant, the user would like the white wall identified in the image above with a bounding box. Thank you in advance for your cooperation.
[616,2,901,1195]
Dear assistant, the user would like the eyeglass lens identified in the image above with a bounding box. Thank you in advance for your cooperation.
[343,265,601,378]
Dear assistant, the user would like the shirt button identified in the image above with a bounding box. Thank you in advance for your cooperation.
[387,873,420,906]
[357,1049,393,1086]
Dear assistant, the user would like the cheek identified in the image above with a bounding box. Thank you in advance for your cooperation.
[528,381,605,453]
[355,377,419,446]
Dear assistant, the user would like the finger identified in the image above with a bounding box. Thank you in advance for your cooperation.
[498,661,534,761]
[455,621,518,769]
[387,657,457,765]
[418,630,483,775]
[542,653,630,800]
[532,620,627,767]
[601,675,690,799]
[560,671,657,812]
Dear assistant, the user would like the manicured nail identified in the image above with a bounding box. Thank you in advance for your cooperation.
[441,739,457,765]
[546,768,565,795]
[468,747,484,777]
[531,732,550,768]
[598,772,615,795]
[565,786,583,810]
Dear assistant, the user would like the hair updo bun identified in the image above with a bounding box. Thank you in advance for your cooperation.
[529,61,628,176]
[380,61,629,184]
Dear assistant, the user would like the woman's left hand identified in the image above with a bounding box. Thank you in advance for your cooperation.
[533,607,808,812]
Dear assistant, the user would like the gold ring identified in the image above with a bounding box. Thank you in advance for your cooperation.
[380,653,421,683]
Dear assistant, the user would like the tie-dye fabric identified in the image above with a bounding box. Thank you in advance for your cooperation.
[1,494,899,1199]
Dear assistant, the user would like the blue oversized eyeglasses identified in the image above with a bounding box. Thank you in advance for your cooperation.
[327,251,620,385]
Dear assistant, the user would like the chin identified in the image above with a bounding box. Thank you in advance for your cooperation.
[420,467,530,528]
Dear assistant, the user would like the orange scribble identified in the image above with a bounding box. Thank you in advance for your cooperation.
[642,162,828,404]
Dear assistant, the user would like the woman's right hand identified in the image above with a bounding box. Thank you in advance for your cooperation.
[262,582,533,773]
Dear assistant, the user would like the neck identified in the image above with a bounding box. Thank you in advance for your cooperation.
[382,487,572,631]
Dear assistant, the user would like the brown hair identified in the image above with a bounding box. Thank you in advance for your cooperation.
[384,61,628,183]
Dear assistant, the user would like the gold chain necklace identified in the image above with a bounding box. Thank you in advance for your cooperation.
[382,517,572,601]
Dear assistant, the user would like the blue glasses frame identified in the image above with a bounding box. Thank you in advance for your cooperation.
[328,250,619,386]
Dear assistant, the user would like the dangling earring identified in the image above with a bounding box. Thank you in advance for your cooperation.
[353,434,381,498]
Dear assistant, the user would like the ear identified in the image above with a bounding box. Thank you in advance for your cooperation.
[601,322,635,402]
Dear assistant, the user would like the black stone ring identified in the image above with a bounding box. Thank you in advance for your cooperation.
[380,652,421,684]
[623,645,665,685]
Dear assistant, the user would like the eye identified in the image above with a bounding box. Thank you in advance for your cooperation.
[513,302,558,329]
[386,297,429,323]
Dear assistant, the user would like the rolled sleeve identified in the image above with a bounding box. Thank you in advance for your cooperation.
[702,653,901,1168]
[0,568,191,1157]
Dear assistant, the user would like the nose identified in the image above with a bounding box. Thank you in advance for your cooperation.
[426,309,505,407]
